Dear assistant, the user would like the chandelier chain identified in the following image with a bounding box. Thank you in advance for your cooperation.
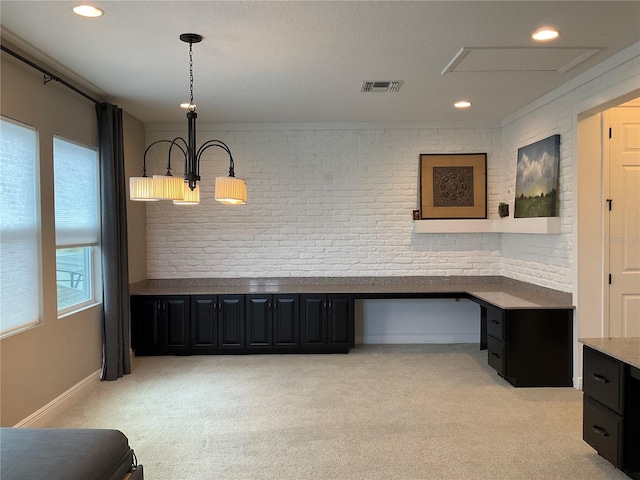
[189,42,194,104]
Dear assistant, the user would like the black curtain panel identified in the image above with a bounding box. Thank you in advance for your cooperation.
[96,103,131,381]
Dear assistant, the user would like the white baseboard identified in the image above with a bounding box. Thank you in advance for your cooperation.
[13,369,101,428]
[356,333,479,344]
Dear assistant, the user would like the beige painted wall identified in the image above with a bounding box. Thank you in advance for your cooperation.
[577,112,605,339]
[0,52,145,426]
[124,113,147,284]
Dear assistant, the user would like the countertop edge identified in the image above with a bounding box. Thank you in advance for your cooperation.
[579,337,640,370]
[129,276,573,310]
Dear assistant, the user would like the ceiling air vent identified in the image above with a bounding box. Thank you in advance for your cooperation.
[361,80,403,93]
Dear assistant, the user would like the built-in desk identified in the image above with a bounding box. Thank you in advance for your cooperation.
[130,276,574,387]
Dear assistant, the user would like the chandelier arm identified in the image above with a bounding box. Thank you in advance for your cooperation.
[143,139,187,176]
[196,142,236,177]
[197,139,231,157]
[166,137,189,175]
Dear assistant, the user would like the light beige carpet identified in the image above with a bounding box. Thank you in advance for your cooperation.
[46,344,628,479]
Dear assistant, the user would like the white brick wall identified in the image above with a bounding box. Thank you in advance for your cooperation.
[145,127,502,278]
[144,49,639,292]
[499,52,640,292]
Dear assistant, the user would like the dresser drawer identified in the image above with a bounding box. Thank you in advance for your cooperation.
[583,346,625,414]
[486,306,505,342]
[583,394,624,468]
[487,336,505,377]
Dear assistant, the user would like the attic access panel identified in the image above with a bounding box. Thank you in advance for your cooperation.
[442,47,601,74]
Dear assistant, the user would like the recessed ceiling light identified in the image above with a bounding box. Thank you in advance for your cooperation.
[532,28,559,42]
[72,4,104,18]
[454,100,472,109]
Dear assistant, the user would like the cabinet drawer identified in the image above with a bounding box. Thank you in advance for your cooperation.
[486,306,505,342]
[583,346,625,414]
[583,394,623,468]
[487,336,506,376]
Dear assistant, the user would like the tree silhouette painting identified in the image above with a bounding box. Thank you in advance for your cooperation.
[514,134,560,218]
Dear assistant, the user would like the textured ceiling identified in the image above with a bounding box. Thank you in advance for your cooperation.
[1,1,639,124]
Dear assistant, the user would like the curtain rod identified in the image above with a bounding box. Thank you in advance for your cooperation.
[1,43,105,107]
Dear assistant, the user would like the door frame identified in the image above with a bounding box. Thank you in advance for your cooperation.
[574,79,640,388]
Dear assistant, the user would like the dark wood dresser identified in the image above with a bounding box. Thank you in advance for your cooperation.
[580,338,640,480]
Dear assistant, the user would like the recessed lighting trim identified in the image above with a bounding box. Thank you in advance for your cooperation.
[72,4,104,17]
[532,28,559,42]
[454,100,472,109]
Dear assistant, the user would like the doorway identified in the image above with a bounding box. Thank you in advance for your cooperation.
[577,95,640,342]
[604,100,640,337]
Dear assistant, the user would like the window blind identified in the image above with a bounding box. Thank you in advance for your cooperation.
[0,117,41,336]
[53,137,99,247]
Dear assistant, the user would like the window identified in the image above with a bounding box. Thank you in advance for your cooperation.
[53,136,100,314]
[0,117,41,337]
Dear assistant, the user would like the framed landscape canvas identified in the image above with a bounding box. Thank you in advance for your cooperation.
[419,153,487,219]
[514,135,560,218]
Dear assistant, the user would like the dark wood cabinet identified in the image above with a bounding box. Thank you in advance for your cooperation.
[273,295,299,350]
[328,295,353,349]
[583,346,640,479]
[300,294,353,353]
[246,294,299,352]
[246,296,272,350]
[165,297,190,352]
[131,296,161,353]
[131,295,189,355]
[484,305,572,387]
[300,295,326,350]
[191,294,245,352]
[217,295,245,351]
[191,296,218,353]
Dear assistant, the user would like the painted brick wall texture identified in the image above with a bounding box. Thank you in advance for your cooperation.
[500,54,640,291]
[145,53,639,292]
[146,127,502,279]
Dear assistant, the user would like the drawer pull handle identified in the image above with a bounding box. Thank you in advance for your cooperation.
[591,373,609,384]
[591,425,609,437]
[491,352,500,358]
[490,320,500,324]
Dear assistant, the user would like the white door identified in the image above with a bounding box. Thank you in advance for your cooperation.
[607,104,640,337]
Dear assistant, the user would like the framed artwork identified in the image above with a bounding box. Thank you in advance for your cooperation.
[419,153,487,219]
[514,134,560,218]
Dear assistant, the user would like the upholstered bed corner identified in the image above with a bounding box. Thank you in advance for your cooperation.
[0,428,143,480]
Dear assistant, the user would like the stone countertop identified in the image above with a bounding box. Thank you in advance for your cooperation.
[129,276,573,310]
[579,337,640,370]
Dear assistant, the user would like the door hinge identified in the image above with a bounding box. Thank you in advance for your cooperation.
[608,274,612,285]
[606,199,613,211]
[609,127,612,139]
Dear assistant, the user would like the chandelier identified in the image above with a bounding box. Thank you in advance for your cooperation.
[129,33,247,205]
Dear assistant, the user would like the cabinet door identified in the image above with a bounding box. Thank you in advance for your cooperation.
[246,295,272,350]
[131,296,161,355]
[300,295,327,351]
[164,297,190,353]
[273,295,299,351]
[191,296,217,353]
[328,294,353,351]
[218,295,245,351]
